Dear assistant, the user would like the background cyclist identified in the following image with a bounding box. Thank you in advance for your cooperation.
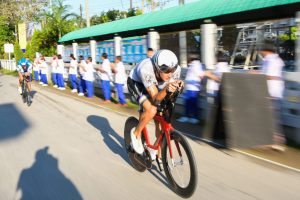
[17,58,33,96]
[127,49,183,159]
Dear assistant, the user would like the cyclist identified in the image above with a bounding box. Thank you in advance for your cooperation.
[127,49,183,157]
[17,58,32,95]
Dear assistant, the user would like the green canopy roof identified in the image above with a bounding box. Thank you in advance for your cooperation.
[59,0,300,43]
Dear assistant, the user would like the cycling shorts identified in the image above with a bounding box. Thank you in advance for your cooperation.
[127,77,148,106]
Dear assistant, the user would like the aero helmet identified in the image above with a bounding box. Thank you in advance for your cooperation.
[151,49,178,73]
[20,58,27,66]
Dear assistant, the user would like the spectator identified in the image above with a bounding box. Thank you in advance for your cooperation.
[39,56,48,86]
[33,58,40,82]
[78,55,87,96]
[69,54,78,93]
[96,53,112,103]
[51,55,58,88]
[56,54,65,90]
[177,53,219,124]
[210,51,231,96]
[258,40,286,150]
[147,48,154,58]
[82,57,95,98]
[112,56,127,106]
[25,57,33,81]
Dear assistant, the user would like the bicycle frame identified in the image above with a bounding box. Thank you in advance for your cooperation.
[142,114,177,160]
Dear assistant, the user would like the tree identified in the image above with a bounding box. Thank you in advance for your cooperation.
[43,0,77,39]
[0,16,15,58]
[13,41,24,62]
[90,8,142,26]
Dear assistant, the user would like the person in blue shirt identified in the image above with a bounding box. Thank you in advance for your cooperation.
[17,58,32,95]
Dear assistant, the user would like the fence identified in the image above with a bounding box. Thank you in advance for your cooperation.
[0,59,17,71]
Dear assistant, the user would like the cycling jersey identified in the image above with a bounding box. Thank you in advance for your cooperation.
[129,58,181,90]
[128,58,181,105]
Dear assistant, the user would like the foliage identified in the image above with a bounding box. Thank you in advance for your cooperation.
[0,0,47,28]
[0,16,15,57]
[13,41,24,62]
[279,27,298,41]
[29,30,56,57]
[23,0,76,57]
[42,0,78,39]
[91,8,143,26]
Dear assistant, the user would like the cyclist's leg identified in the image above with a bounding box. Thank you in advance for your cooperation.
[18,72,23,94]
[25,75,31,93]
[133,99,157,138]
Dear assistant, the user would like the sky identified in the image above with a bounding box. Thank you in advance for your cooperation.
[64,0,200,16]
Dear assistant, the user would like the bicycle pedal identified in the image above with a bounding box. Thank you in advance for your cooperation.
[134,153,152,169]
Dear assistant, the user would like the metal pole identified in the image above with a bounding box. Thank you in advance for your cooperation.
[85,0,90,27]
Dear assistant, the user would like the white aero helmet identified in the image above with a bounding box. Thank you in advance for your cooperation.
[151,49,178,73]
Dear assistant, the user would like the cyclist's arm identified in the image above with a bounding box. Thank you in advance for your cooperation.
[146,85,166,103]
[146,81,181,104]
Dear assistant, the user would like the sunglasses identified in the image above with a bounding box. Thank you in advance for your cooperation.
[159,64,178,74]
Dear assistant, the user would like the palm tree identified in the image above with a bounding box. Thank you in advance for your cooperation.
[43,0,77,39]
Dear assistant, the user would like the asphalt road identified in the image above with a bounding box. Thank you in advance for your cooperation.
[0,74,300,200]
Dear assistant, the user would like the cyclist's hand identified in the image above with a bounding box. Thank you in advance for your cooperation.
[176,80,184,91]
[166,82,178,93]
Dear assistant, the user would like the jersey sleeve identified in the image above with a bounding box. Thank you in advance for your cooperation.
[139,63,157,88]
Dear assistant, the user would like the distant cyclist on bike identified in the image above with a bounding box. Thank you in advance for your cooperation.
[127,49,183,156]
[17,58,32,95]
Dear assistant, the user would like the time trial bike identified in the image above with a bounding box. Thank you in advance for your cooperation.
[21,74,32,106]
[124,86,198,198]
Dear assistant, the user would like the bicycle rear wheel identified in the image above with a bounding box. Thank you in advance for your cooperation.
[124,117,147,172]
[161,130,198,198]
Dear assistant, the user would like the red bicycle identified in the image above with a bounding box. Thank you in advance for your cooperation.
[124,87,198,198]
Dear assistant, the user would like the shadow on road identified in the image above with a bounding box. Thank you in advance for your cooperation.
[16,146,83,200]
[87,115,130,165]
[30,90,37,99]
[0,103,30,141]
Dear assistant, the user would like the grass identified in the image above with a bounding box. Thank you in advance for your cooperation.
[0,68,18,76]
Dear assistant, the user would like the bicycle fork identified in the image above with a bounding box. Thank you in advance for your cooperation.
[166,133,184,170]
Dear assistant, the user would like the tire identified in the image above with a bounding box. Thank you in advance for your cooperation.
[22,82,27,103]
[22,91,27,103]
[161,130,198,198]
[124,117,146,172]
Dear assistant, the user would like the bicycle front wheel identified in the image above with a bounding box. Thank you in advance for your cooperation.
[161,130,198,198]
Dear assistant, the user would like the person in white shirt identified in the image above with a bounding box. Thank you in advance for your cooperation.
[112,56,127,106]
[39,56,48,86]
[259,41,286,149]
[82,57,95,98]
[177,53,219,124]
[68,54,78,93]
[33,58,40,82]
[96,53,112,103]
[56,54,65,90]
[210,52,231,96]
[78,55,87,96]
[51,55,58,87]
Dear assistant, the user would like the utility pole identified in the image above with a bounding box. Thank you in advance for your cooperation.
[142,0,145,13]
[85,0,90,27]
[179,0,187,67]
[130,0,133,9]
[80,4,83,28]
